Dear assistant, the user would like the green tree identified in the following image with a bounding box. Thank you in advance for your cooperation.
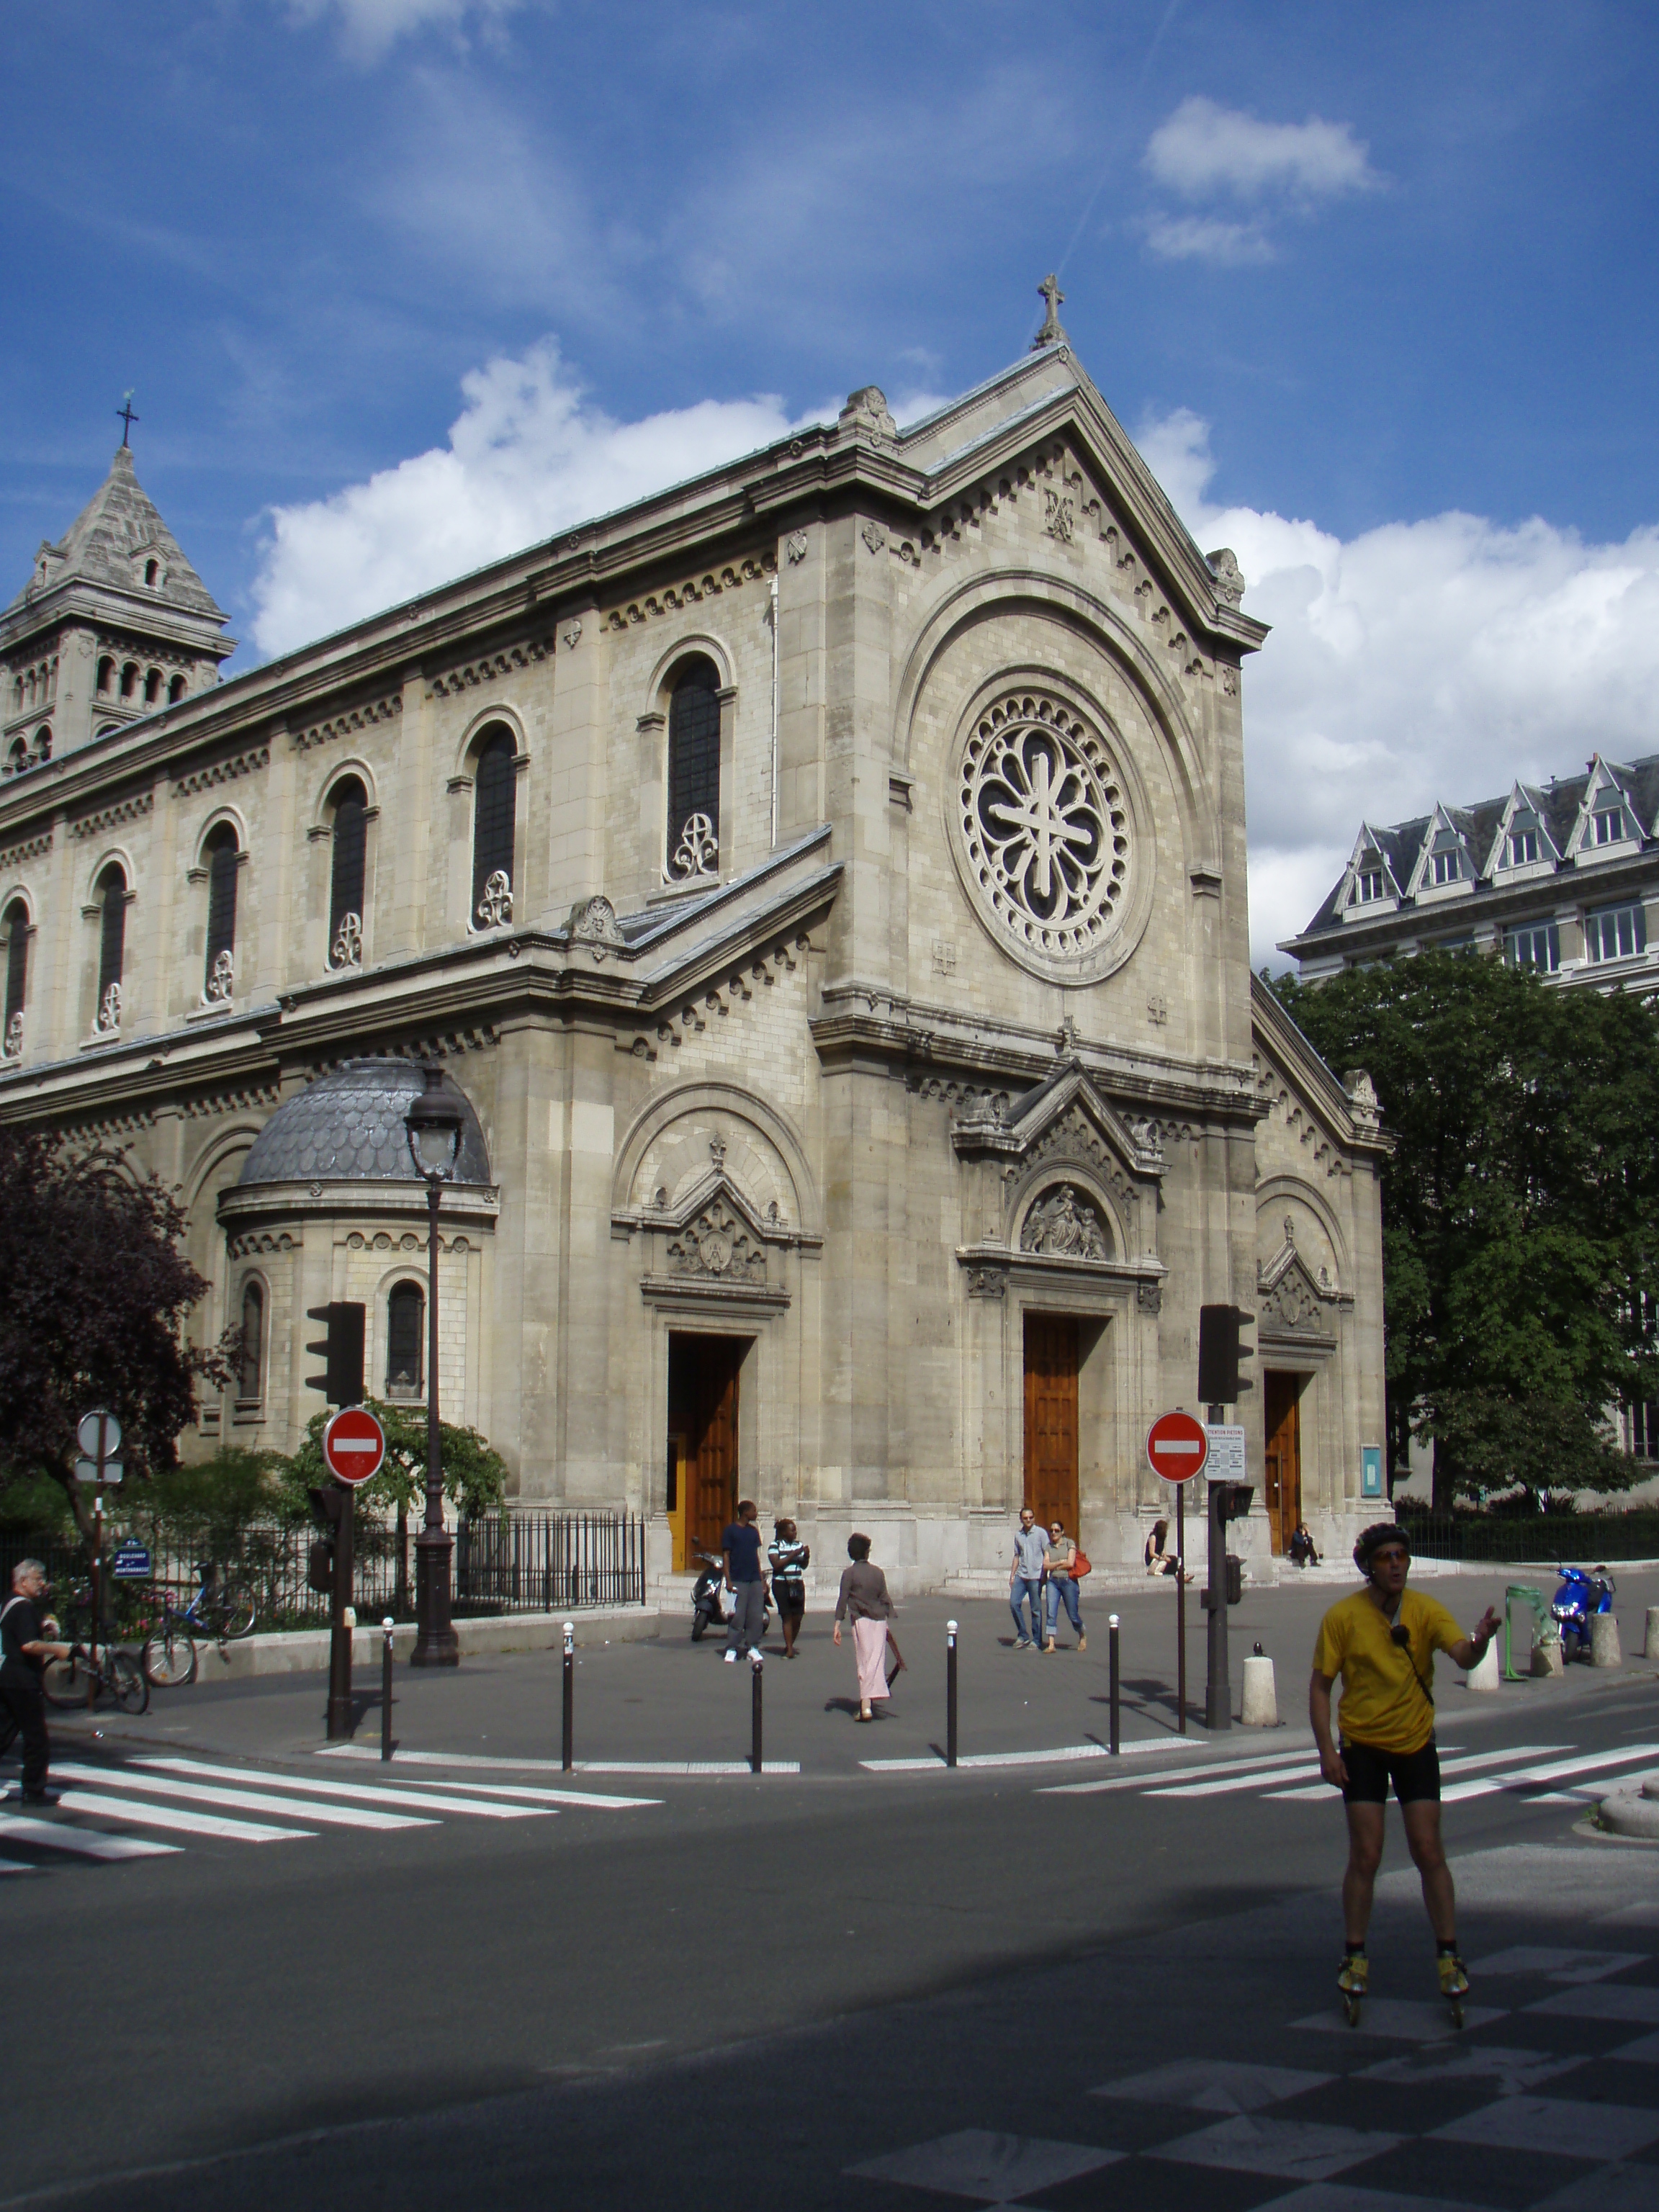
[1270,953,1659,1509]
[279,1397,508,1523]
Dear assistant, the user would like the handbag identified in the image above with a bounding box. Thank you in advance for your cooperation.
[1071,1549,1092,1578]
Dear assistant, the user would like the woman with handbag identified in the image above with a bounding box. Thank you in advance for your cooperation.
[832,1533,894,1721]
[1042,1519,1088,1652]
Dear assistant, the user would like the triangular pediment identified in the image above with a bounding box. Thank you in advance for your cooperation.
[1257,1223,1349,1340]
[953,1058,1164,1192]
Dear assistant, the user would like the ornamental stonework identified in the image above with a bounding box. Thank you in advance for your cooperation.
[1020,1183,1111,1260]
[950,690,1133,980]
[665,1201,765,1285]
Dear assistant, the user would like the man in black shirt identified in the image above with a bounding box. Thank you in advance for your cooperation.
[0,1559,72,1804]
[721,1499,769,1662]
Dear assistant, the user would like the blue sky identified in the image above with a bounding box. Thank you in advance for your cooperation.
[4,0,1658,957]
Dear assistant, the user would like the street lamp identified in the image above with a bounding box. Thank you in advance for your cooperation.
[405,1065,464,1666]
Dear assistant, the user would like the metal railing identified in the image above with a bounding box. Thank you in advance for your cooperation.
[1396,1507,1659,1564]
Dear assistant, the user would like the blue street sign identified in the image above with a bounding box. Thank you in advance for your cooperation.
[112,1541,151,1581]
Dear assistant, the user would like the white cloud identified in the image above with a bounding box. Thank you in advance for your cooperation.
[1146,96,1377,202]
[284,0,523,63]
[250,342,807,657]
[1142,212,1274,266]
[1138,410,1659,966]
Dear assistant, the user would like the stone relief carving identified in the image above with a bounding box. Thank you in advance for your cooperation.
[2,1011,21,1059]
[1137,1280,1163,1315]
[665,1200,766,1285]
[956,691,1130,970]
[1344,1068,1381,1128]
[561,619,583,651]
[1260,1265,1326,1336]
[964,1264,1007,1299]
[1020,1184,1111,1261]
[1147,994,1169,1026]
[475,870,513,928]
[861,518,887,556]
[670,812,719,881]
[204,949,235,1004]
[1206,547,1245,606]
[570,894,625,945]
[1044,490,1075,544]
[786,529,809,565]
[330,912,363,970]
[841,386,897,441]
[96,981,122,1033]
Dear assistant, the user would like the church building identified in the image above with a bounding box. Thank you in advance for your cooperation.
[0,295,1389,1586]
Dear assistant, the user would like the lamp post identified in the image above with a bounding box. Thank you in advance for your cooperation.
[405,1066,463,1666]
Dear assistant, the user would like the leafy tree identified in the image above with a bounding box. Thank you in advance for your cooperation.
[279,1396,508,1524]
[1271,953,1659,1509]
[137,1444,288,1551]
[0,1128,228,1545]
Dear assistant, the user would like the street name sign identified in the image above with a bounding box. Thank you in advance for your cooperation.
[322,1406,386,1485]
[1147,1410,1209,1483]
[112,1541,150,1581]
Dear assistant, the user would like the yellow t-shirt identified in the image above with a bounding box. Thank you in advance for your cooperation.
[1311,1586,1467,1755]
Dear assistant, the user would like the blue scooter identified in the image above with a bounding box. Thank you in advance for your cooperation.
[1550,1564,1616,1661]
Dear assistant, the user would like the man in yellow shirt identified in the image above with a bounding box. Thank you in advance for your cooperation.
[1310,1522,1499,2020]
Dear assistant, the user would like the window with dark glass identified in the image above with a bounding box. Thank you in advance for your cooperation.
[238,1281,264,1402]
[1586,904,1645,963]
[1431,842,1461,886]
[1593,804,1624,847]
[3,899,27,1036]
[96,862,127,1006]
[387,1282,424,1395]
[328,777,368,963]
[204,824,239,997]
[470,729,518,926]
[1508,820,1540,866]
[1634,1402,1659,1460]
[1352,863,1385,904]
[666,657,721,878]
[1506,921,1560,973]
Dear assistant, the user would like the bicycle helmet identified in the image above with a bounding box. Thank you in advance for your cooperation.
[1353,1521,1412,1578]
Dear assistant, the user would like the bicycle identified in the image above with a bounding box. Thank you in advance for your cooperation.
[42,1640,149,1715]
[140,1563,258,1689]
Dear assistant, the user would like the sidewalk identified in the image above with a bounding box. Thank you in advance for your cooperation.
[46,1568,1659,1782]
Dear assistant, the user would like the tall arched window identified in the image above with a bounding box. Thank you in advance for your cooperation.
[666,658,721,881]
[238,1280,264,1403]
[96,862,127,1030]
[386,1282,425,1397]
[96,657,114,695]
[120,662,138,700]
[471,728,517,928]
[328,777,367,968]
[203,824,239,1001]
[168,674,186,704]
[144,559,159,587]
[2,899,27,1058]
[143,667,162,706]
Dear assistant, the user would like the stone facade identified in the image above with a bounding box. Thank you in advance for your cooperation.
[0,325,1390,1583]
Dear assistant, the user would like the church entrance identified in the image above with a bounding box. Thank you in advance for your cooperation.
[666,1333,748,1573]
[1022,1312,1079,1535]
[1263,1370,1305,1556]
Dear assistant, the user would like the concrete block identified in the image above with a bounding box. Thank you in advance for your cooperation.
[1240,1653,1277,1727]
[1591,1613,1622,1668]
[1465,1638,1501,1692]
[1644,1605,1659,1660]
[1532,1637,1564,1678]
[1599,1790,1659,1840]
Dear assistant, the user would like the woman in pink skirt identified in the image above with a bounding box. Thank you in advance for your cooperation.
[832,1532,892,1722]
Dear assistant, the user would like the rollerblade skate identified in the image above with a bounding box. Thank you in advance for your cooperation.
[1337,1948,1368,2028]
[1437,1949,1469,2031]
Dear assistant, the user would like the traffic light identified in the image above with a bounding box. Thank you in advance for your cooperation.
[1197,1305,1256,1403]
[305,1302,364,1406]
[1213,1480,1255,1525]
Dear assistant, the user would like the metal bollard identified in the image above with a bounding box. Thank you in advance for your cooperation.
[562,1620,575,1772]
[1108,1614,1120,1755]
[946,1619,958,1768]
[381,1617,395,1763]
[750,1647,764,1773]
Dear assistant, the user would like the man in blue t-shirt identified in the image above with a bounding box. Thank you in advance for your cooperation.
[721,1499,769,1661]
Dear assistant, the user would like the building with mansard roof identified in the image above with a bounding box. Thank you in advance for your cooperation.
[1282,755,1659,989]
[0,303,1390,1588]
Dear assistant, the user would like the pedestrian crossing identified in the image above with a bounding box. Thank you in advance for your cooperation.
[0,1754,661,1872]
[1039,1736,1659,1804]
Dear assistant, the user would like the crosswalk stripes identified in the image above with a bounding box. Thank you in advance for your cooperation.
[0,1752,662,1872]
[1038,1735,1659,1807]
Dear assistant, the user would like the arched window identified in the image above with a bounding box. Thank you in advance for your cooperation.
[2,899,27,1058]
[168,673,186,704]
[144,558,159,587]
[470,728,518,928]
[96,862,127,1030]
[328,777,367,968]
[666,657,721,880]
[238,1281,264,1403]
[203,824,239,1001]
[143,667,162,706]
[386,1282,424,1397]
[97,657,114,694]
[34,727,50,763]
[120,662,138,700]
[5,739,27,777]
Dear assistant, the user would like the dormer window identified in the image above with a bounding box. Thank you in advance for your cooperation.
[1352,867,1385,905]
[144,559,159,587]
[1593,804,1624,847]
[1431,845,1460,886]
[1508,826,1539,867]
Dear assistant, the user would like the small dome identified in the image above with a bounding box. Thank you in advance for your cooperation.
[238,1061,490,1187]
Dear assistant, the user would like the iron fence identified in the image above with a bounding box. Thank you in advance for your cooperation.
[1395,1508,1659,1564]
[0,1509,645,1637]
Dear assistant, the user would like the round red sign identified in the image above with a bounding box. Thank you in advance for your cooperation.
[323,1406,387,1485]
[1146,1410,1210,1484]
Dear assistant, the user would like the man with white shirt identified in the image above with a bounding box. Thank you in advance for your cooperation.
[1007,1506,1049,1650]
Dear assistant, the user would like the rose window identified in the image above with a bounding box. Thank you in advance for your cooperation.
[957,693,1129,963]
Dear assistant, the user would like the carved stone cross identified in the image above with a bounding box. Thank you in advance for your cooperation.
[1033,273,1069,350]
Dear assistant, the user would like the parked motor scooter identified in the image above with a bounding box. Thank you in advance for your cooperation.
[1550,1563,1615,1661]
[690,1546,773,1643]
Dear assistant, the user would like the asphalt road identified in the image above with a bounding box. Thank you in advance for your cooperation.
[2,1588,1655,2212]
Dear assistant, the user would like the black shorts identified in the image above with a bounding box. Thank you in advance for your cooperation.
[1341,1736,1440,1806]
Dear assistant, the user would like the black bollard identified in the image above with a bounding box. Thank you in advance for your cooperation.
[381,1615,395,1762]
[750,1647,764,1774]
[946,1617,958,1768]
[562,1619,575,1773]
[1108,1613,1120,1755]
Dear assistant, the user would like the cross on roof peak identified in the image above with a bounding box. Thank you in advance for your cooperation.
[116,392,139,447]
[1033,273,1069,351]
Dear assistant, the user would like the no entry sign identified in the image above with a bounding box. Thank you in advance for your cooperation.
[1146,1410,1210,1483]
[323,1406,387,1485]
